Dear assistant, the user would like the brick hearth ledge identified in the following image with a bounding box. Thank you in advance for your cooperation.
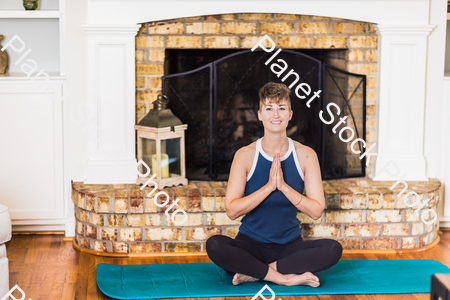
[71,177,440,254]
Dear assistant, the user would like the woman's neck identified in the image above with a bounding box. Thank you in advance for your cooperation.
[261,133,289,154]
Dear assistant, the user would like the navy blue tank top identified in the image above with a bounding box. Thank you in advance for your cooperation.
[238,137,305,245]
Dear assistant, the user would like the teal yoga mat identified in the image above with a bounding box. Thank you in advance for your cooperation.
[97,259,450,299]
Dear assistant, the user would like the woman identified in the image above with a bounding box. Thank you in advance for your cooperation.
[206,82,343,287]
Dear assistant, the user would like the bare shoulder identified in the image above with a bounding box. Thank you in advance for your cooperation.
[292,140,318,173]
[234,141,257,176]
[292,140,316,158]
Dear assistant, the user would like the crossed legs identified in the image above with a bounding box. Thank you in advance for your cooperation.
[205,233,343,287]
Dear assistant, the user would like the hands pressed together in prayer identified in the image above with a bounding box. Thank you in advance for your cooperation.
[267,153,288,192]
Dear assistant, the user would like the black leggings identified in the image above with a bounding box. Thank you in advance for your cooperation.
[206,232,343,280]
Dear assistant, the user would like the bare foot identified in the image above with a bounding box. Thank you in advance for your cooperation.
[232,273,260,285]
[283,272,320,287]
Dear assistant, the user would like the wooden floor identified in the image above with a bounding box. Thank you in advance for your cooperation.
[5,231,450,300]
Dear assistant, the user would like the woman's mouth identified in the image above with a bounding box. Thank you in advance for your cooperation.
[271,121,281,124]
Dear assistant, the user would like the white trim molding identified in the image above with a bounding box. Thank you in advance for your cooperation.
[85,1,430,25]
[82,24,141,184]
[371,24,435,181]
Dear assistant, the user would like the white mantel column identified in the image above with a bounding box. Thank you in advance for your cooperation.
[371,24,435,181]
[81,24,141,184]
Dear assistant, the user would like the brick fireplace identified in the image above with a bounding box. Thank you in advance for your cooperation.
[73,12,440,254]
[135,13,377,176]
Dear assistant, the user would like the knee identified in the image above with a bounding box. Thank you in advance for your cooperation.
[320,239,343,261]
[330,240,343,261]
[205,235,223,256]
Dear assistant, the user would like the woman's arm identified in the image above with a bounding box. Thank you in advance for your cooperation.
[279,147,325,220]
[224,147,277,220]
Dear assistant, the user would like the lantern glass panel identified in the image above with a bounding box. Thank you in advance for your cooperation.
[162,138,181,177]
[141,137,182,179]
[142,138,156,174]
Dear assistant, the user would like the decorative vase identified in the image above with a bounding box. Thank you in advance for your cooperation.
[0,35,9,74]
[23,0,38,10]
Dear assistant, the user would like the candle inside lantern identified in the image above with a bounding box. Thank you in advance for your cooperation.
[152,153,169,178]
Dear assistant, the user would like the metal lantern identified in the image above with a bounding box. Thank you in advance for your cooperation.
[135,93,188,188]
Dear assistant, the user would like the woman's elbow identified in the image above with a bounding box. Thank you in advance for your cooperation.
[226,210,237,220]
[313,203,325,220]
[312,213,322,221]
[225,203,237,220]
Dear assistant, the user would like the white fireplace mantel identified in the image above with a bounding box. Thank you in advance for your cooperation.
[86,0,430,25]
[81,1,437,183]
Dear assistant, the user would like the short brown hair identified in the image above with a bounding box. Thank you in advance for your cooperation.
[258,82,292,111]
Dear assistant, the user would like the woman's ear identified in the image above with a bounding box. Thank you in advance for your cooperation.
[289,109,293,120]
[258,109,262,121]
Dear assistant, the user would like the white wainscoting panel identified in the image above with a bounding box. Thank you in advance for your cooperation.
[0,82,64,221]
[372,24,435,181]
[82,24,141,184]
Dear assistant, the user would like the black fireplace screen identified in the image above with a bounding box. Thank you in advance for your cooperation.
[162,49,366,181]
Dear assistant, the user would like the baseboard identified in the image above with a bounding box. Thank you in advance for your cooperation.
[439,219,450,228]
[12,230,65,235]
[12,224,66,232]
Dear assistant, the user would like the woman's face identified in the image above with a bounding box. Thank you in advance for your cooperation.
[258,98,293,132]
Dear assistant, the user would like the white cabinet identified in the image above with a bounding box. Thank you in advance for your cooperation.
[0,0,67,230]
[0,82,65,222]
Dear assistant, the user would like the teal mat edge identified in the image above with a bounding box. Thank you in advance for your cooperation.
[96,259,450,300]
